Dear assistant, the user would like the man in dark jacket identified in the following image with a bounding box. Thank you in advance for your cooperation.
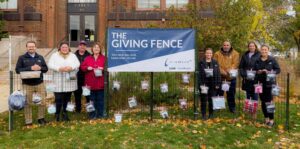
[15,41,48,126]
[74,40,91,113]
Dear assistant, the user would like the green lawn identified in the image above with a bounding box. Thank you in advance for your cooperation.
[0,104,299,149]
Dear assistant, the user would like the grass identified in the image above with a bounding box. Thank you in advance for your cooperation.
[0,103,299,149]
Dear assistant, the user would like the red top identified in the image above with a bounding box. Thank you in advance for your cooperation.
[80,54,106,90]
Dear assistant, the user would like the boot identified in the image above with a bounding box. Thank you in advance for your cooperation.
[55,114,60,122]
[62,112,70,121]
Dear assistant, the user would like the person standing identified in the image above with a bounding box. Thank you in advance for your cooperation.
[74,40,91,113]
[254,45,280,127]
[239,42,260,100]
[48,42,80,121]
[81,43,106,119]
[15,41,48,126]
[214,41,240,113]
[198,48,221,120]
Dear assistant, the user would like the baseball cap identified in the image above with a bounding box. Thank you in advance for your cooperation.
[79,40,87,45]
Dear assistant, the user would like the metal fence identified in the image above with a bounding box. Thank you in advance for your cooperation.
[5,65,295,131]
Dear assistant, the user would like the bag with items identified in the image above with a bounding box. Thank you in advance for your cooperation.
[32,92,42,105]
[8,90,26,111]
[243,98,258,114]
[266,102,275,113]
[47,104,56,114]
[20,71,41,79]
[271,84,280,96]
[246,70,256,80]
[86,101,95,113]
[212,96,226,110]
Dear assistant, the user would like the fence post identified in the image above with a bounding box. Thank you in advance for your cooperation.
[150,72,154,121]
[194,71,199,120]
[105,71,109,118]
[285,73,290,131]
[9,71,13,132]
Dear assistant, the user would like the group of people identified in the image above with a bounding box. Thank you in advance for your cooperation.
[199,41,280,127]
[16,40,106,126]
[15,40,280,127]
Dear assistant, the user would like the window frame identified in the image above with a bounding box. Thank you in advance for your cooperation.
[136,0,189,11]
[0,0,18,11]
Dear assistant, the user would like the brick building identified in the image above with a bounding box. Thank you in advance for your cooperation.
[0,0,210,48]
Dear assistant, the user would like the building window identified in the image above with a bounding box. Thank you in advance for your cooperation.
[166,0,188,8]
[0,0,17,10]
[68,0,96,3]
[137,0,160,9]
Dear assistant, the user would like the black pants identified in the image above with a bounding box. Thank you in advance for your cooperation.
[259,87,274,119]
[73,86,90,112]
[54,92,72,115]
[200,89,216,116]
[218,79,236,112]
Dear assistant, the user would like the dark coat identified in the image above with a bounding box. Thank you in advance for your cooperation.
[254,56,281,88]
[198,59,222,91]
[74,50,91,86]
[239,50,260,91]
[15,52,48,85]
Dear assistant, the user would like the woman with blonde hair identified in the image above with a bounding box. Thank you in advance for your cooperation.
[81,42,106,119]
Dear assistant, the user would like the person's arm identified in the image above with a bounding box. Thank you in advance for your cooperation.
[239,55,247,78]
[48,53,60,72]
[80,58,90,72]
[232,51,240,69]
[214,52,227,76]
[272,59,281,74]
[40,56,48,73]
[215,61,222,89]
[15,56,31,74]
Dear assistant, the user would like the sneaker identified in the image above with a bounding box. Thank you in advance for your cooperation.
[24,123,32,127]
[267,122,275,127]
[37,118,47,125]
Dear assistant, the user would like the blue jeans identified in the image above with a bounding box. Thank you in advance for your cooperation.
[89,90,104,119]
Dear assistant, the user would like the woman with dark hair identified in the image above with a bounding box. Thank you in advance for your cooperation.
[239,42,261,100]
[81,43,106,119]
[48,42,80,121]
[198,48,222,120]
[254,45,280,127]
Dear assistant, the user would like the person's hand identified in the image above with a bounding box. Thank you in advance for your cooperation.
[65,66,73,72]
[215,86,219,89]
[87,66,93,71]
[31,64,41,71]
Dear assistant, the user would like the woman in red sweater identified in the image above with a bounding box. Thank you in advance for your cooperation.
[81,43,106,119]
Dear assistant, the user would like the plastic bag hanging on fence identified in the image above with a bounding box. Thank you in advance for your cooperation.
[47,104,56,114]
[66,70,77,80]
[128,96,137,108]
[266,102,275,113]
[221,81,230,92]
[182,73,190,84]
[94,68,103,77]
[32,92,42,105]
[160,107,169,119]
[271,84,280,96]
[229,69,238,79]
[246,69,256,80]
[204,67,214,77]
[8,90,26,111]
[66,102,75,112]
[112,80,121,91]
[86,101,95,113]
[254,83,263,94]
[114,113,123,123]
[266,70,276,82]
[82,86,91,96]
[212,96,226,110]
[46,83,56,92]
[160,83,168,93]
[243,98,258,114]
[20,71,41,79]
[200,85,209,94]
[141,80,149,91]
[179,98,187,110]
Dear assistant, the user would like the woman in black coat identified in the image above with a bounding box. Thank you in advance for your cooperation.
[198,48,222,120]
[254,45,280,127]
[239,42,260,100]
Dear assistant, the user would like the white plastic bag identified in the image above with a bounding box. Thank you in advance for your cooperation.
[212,96,226,110]
[179,98,187,109]
[32,93,42,105]
[160,108,169,119]
[266,70,276,82]
[47,104,56,114]
[86,101,95,113]
[221,81,230,92]
[66,70,77,80]
[112,81,121,91]
[114,113,123,123]
[94,68,103,77]
[160,83,168,93]
[141,80,149,91]
[204,68,214,77]
[246,70,256,80]
[8,90,26,111]
[229,69,238,79]
[266,102,275,113]
[271,85,280,96]
[46,83,56,92]
[66,102,75,112]
[200,85,209,94]
[128,96,137,108]
[82,86,91,96]
[182,73,190,84]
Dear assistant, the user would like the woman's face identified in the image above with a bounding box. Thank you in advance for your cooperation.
[205,50,213,59]
[260,46,269,57]
[248,43,256,52]
[92,45,101,55]
[60,44,70,54]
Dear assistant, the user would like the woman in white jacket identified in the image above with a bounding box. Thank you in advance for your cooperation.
[48,42,80,121]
